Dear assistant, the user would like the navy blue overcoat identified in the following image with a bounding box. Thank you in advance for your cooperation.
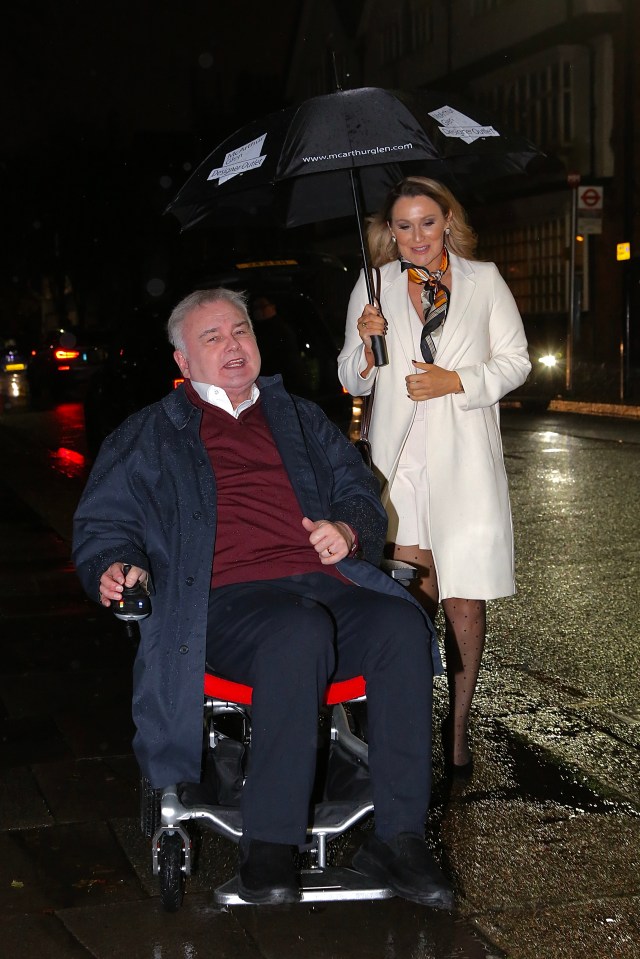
[73,377,442,788]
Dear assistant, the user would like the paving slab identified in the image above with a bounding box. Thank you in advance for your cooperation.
[0,821,145,915]
[57,893,503,959]
[1,913,94,959]
[471,647,640,806]
[32,756,139,824]
[445,801,640,908]
[58,896,261,959]
[0,714,73,768]
[235,897,502,959]
[476,897,640,959]
[0,766,54,830]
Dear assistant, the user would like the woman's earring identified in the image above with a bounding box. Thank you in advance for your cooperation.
[391,234,397,243]
[445,227,451,235]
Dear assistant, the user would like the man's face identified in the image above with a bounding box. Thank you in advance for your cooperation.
[173,301,261,407]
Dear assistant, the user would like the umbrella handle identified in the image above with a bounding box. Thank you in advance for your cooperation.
[354,171,389,367]
[370,335,388,367]
[363,263,388,367]
[364,268,388,365]
[371,336,389,366]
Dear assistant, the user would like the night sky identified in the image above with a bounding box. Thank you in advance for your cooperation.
[2,1,300,157]
[0,1,302,338]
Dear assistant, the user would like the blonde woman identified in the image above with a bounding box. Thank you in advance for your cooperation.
[338,177,531,776]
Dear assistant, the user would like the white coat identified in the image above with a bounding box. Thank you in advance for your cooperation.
[337,254,531,601]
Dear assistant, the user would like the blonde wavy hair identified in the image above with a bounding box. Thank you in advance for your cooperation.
[367,176,477,267]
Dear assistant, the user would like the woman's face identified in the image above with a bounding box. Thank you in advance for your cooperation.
[388,195,451,269]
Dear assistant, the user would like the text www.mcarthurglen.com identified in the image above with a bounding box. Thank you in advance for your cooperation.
[301,143,414,162]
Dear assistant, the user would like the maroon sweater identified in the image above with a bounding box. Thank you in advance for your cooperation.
[186,382,346,589]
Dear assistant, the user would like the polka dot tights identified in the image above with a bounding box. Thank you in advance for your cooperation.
[388,544,486,766]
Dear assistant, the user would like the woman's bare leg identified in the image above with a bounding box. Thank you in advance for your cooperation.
[441,598,486,766]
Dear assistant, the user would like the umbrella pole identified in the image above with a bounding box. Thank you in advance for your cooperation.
[349,169,389,367]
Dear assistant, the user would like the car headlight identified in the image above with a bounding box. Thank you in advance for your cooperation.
[539,354,557,368]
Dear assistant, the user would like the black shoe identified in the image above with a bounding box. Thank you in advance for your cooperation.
[441,718,474,780]
[237,839,300,905]
[352,833,454,909]
[448,756,474,780]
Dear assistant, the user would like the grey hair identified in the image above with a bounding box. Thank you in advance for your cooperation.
[167,287,252,352]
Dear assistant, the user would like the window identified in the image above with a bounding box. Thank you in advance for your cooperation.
[475,56,574,151]
[406,0,433,52]
[471,0,515,13]
[380,19,401,64]
[480,218,567,316]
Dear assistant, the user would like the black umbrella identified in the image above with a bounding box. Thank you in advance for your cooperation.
[167,87,544,365]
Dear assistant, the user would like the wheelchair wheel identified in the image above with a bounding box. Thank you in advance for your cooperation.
[158,832,185,912]
[140,776,161,838]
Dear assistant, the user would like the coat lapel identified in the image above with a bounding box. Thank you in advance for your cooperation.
[379,263,416,369]
[436,254,476,362]
[378,257,476,369]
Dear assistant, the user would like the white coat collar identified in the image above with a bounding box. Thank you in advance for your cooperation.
[377,254,476,367]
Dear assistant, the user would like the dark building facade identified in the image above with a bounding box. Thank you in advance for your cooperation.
[287,0,639,401]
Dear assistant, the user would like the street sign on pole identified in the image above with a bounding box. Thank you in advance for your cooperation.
[577,185,603,210]
[566,177,580,392]
[577,185,604,234]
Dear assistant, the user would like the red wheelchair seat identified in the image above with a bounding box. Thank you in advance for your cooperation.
[203,672,367,706]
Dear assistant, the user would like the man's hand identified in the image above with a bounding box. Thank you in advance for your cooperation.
[302,517,354,564]
[406,361,463,401]
[99,563,148,608]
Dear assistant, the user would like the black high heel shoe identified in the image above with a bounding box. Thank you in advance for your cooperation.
[441,718,474,780]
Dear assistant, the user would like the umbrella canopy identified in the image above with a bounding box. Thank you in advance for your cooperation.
[167,86,544,365]
[167,87,543,231]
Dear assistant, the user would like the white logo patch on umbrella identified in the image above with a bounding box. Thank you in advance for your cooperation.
[429,106,499,145]
[208,134,268,184]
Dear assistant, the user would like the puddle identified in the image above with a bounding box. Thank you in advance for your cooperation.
[503,734,618,814]
[48,445,88,479]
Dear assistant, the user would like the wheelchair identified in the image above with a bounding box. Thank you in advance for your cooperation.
[133,562,416,912]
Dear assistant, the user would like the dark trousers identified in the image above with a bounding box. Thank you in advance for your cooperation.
[206,573,433,845]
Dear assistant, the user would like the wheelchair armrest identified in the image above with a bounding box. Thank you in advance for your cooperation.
[380,559,417,584]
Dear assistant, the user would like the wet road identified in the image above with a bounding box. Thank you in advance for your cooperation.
[0,395,638,959]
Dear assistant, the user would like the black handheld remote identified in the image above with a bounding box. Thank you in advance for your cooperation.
[113,564,151,622]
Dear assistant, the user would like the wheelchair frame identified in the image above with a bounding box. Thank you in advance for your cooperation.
[139,562,415,911]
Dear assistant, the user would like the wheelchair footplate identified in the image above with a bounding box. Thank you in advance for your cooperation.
[214,867,394,905]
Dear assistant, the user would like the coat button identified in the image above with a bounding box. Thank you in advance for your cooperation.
[179,644,189,655]
[186,576,194,585]
[192,511,201,520]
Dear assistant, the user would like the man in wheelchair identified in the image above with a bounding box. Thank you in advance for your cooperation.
[73,287,453,910]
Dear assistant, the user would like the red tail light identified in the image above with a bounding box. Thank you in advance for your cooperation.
[55,349,80,361]
[173,377,185,389]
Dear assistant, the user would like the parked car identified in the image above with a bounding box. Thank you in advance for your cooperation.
[1,341,27,373]
[83,255,355,458]
[27,329,110,406]
[507,316,565,411]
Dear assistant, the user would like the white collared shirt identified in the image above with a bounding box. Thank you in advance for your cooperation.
[190,380,260,419]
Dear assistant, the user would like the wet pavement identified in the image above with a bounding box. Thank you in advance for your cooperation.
[0,396,639,958]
